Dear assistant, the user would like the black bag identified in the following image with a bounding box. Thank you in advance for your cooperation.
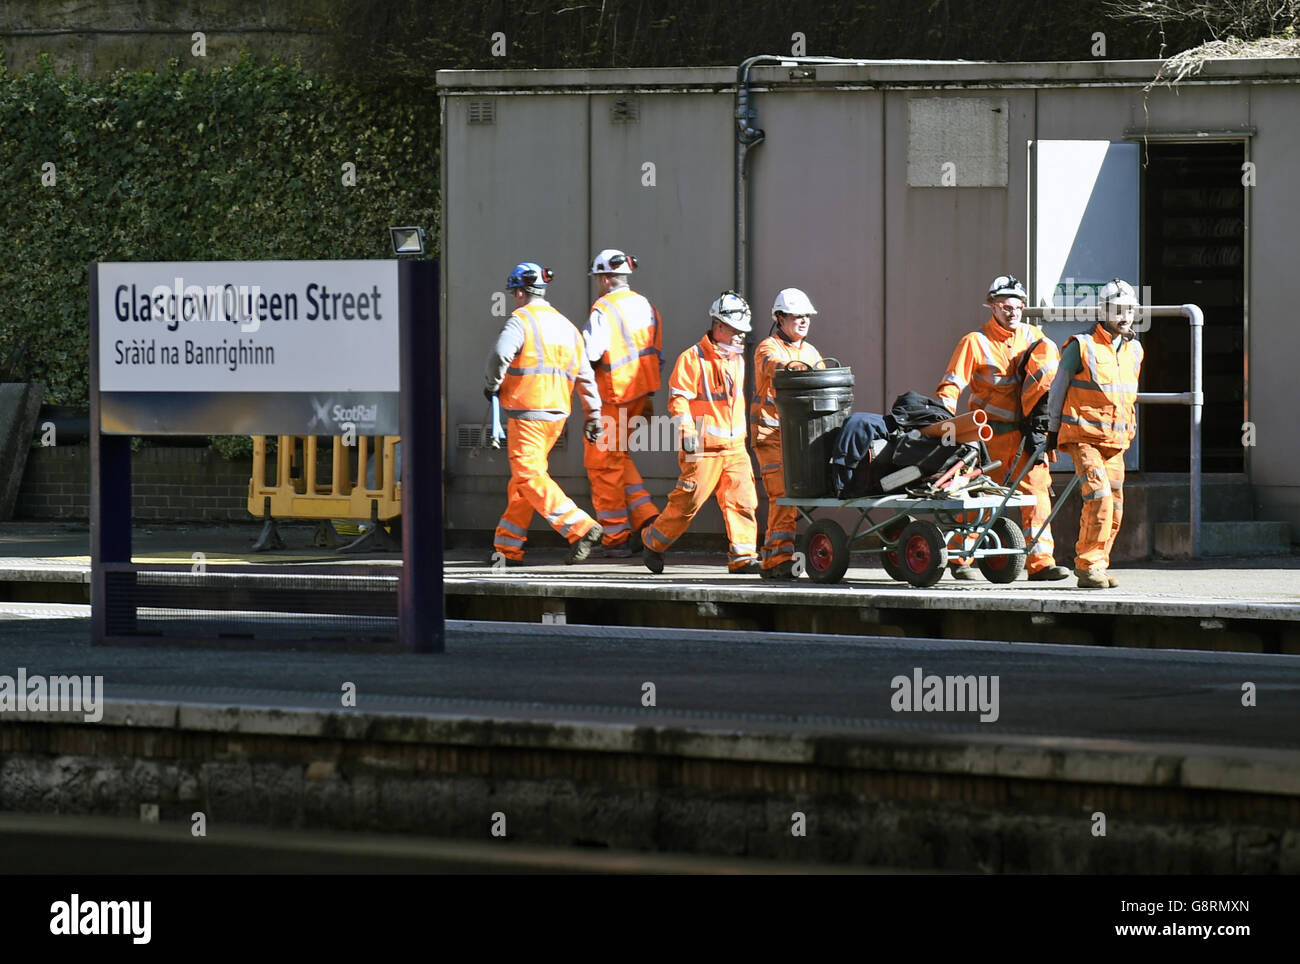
[887,391,954,431]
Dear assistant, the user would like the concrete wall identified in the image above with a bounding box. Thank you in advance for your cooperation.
[0,0,332,75]
[439,60,1300,540]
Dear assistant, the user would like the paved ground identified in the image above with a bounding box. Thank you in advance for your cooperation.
[2,521,1298,617]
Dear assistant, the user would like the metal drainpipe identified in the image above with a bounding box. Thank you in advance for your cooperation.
[734,55,886,297]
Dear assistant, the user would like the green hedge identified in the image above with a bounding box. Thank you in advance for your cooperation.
[0,54,437,404]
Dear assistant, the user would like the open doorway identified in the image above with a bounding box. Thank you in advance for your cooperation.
[1140,142,1246,473]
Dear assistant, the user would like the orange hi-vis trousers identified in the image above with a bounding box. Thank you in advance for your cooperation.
[950,428,1056,573]
[754,439,797,569]
[642,448,759,572]
[493,417,598,562]
[1061,441,1126,572]
[582,396,660,547]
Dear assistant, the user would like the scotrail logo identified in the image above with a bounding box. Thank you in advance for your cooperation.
[308,398,379,432]
[0,668,104,723]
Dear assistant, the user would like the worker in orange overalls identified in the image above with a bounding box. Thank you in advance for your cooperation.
[751,288,823,580]
[642,292,760,575]
[1046,279,1145,589]
[582,249,663,556]
[936,275,1071,581]
[484,262,604,566]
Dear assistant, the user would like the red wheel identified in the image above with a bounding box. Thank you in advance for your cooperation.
[976,516,1026,584]
[880,514,915,582]
[898,520,948,588]
[798,519,850,584]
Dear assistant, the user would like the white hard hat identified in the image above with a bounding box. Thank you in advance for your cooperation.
[709,291,752,333]
[589,249,637,275]
[772,287,817,318]
[988,274,1028,302]
[1099,278,1139,307]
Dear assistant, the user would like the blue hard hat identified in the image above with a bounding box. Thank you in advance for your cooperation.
[507,262,553,292]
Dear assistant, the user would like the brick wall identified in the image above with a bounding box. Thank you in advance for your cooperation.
[16,444,253,522]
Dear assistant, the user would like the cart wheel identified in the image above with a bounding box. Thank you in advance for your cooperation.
[898,520,948,588]
[800,519,850,584]
[976,516,1026,584]
[880,514,915,582]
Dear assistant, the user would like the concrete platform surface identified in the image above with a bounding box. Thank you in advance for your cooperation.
[1,521,1298,639]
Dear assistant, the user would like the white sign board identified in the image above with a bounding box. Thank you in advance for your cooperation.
[97,260,399,392]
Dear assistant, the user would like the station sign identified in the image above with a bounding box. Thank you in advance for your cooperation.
[94,260,401,435]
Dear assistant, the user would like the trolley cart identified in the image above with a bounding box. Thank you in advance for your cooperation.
[777,442,1082,587]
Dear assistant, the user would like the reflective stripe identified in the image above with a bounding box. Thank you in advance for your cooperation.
[1081,487,1111,502]
[627,495,651,511]
[497,519,528,538]
[624,483,647,495]
[558,518,581,539]
[767,530,795,541]
[546,500,577,525]
[603,522,630,536]
[759,462,781,473]
[940,373,968,389]
[976,400,1017,420]
[670,387,695,399]
[693,345,732,402]
[596,509,625,520]
[703,424,744,439]
[502,408,566,421]
[1024,363,1056,386]
[730,544,756,554]
[494,534,525,547]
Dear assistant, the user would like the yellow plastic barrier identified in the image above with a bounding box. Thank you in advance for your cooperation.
[247,435,402,523]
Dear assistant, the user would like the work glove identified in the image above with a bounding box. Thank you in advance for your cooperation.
[584,418,602,444]
[681,434,699,455]
[1044,430,1059,454]
[483,386,496,401]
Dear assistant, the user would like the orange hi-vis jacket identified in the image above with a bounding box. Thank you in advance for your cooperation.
[1058,323,1144,448]
[937,317,1056,425]
[589,287,663,404]
[499,303,587,416]
[668,334,747,453]
[750,335,823,446]
[1020,337,1060,415]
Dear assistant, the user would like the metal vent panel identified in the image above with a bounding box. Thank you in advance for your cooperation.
[456,424,567,449]
[610,99,639,123]
[468,100,496,125]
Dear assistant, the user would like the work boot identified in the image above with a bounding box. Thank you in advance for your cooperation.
[566,524,604,565]
[627,518,655,555]
[950,564,980,581]
[1027,565,1071,582]
[732,561,762,575]
[1075,567,1111,589]
[642,546,665,574]
[761,560,796,581]
[1105,571,1120,588]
